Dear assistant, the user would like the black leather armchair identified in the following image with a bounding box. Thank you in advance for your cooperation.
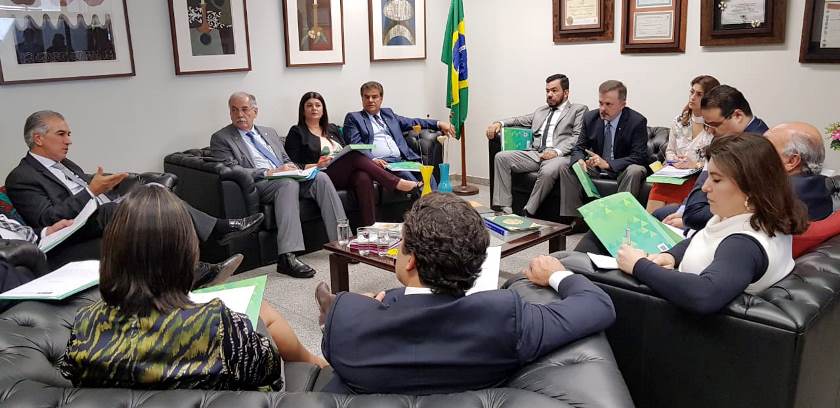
[0,276,634,407]
[0,239,47,312]
[554,234,840,407]
[163,130,443,272]
[488,127,669,221]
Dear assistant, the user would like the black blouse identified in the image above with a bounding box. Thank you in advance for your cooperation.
[285,124,345,168]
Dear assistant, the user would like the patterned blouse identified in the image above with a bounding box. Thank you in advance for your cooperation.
[665,114,713,164]
[59,298,283,391]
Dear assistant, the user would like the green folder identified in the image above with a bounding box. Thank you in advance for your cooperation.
[347,144,374,150]
[646,175,690,185]
[386,161,423,172]
[191,275,267,325]
[573,162,601,198]
[484,214,542,232]
[500,127,534,151]
[578,192,684,257]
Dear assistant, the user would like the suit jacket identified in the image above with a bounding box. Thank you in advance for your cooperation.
[5,154,106,230]
[499,102,588,155]
[210,124,292,181]
[569,107,649,175]
[284,124,345,168]
[342,108,439,161]
[322,275,615,395]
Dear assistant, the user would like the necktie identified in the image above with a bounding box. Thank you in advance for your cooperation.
[603,121,614,160]
[0,215,37,243]
[53,162,111,203]
[372,114,392,136]
[537,108,556,151]
[245,131,281,167]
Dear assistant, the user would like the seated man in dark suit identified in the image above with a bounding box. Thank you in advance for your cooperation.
[211,92,347,278]
[555,80,649,226]
[655,85,771,230]
[343,81,456,185]
[5,110,258,274]
[319,193,615,395]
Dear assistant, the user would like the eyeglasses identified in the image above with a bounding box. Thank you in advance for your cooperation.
[702,112,733,131]
[230,106,255,114]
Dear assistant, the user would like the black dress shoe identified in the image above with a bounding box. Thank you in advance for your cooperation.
[217,213,264,245]
[315,282,336,330]
[276,253,316,278]
[193,253,244,289]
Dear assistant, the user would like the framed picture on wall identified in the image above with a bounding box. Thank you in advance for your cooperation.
[553,0,615,43]
[799,0,840,63]
[0,0,135,85]
[168,0,252,75]
[700,0,787,46]
[282,0,345,66]
[621,0,687,53]
[368,0,426,61]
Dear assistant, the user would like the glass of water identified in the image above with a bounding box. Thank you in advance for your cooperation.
[357,228,371,256]
[336,220,352,247]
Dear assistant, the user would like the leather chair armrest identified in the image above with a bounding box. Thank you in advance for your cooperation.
[0,239,48,277]
[164,151,262,217]
[404,129,443,166]
[113,172,179,196]
[647,126,669,164]
[488,135,501,198]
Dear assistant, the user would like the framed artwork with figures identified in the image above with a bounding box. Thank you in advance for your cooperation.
[282,0,345,66]
[700,0,787,46]
[368,0,426,61]
[0,0,135,85]
[168,0,252,75]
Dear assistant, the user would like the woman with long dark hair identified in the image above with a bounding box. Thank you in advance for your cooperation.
[285,91,420,227]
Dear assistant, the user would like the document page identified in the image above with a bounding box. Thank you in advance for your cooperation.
[467,246,502,295]
[190,286,256,316]
[39,199,97,252]
[0,260,99,300]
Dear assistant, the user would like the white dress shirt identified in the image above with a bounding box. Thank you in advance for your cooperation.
[500,100,570,154]
[368,112,402,159]
[237,127,280,170]
[403,270,573,295]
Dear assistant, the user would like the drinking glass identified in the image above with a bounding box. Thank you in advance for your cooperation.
[336,220,352,247]
[357,228,371,256]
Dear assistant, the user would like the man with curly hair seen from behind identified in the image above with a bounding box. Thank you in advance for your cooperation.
[317,192,616,394]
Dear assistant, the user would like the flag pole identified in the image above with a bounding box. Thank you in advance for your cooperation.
[452,123,478,196]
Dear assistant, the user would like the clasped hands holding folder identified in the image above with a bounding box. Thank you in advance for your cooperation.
[580,149,610,172]
[615,229,676,274]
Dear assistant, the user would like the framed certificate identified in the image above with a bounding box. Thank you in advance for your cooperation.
[700,0,787,46]
[621,0,687,53]
[800,0,840,63]
[553,0,615,43]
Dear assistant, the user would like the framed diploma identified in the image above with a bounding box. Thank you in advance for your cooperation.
[621,0,687,53]
[700,0,787,46]
[553,0,615,43]
[800,0,840,63]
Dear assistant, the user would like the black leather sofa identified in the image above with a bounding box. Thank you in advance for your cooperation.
[553,234,840,408]
[488,127,669,221]
[163,130,443,272]
[0,239,47,312]
[0,276,634,407]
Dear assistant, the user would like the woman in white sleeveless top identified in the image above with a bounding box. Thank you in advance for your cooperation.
[616,133,809,314]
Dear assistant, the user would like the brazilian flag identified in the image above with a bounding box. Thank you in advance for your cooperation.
[441,0,468,138]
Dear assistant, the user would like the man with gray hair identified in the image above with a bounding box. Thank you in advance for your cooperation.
[765,122,833,220]
[211,92,347,278]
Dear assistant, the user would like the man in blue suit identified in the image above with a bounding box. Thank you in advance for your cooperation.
[319,193,615,395]
[343,81,456,185]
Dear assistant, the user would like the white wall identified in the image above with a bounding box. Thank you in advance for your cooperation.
[458,0,840,180]
[2,0,839,182]
[0,0,452,177]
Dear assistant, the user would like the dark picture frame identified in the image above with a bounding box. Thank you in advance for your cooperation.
[368,0,427,61]
[621,0,688,53]
[700,0,787,46]
[553,0,615,43]
[283,0,346,66]
[0,0,135,85]
[168,0,252,75]
[799,0,840,63]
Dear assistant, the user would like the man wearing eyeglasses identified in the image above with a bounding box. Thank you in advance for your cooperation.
[211,92,347,278]
[657,85,768,230]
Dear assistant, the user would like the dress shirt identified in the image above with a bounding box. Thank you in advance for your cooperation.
[402,270,573,295]
[0,215,46,243]
[237,127,279,170]
[28,152,101,202]
[603,111,623,160]
[499,101,569,154]
[367,112,402,159]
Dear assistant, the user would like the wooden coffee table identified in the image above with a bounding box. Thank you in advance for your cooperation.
[322,218,571,294]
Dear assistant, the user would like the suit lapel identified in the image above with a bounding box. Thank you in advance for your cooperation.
[360,112,375,144]
[551,105,572,139]
[613,108,630,153]
[24,154,72,194]
[227,125,256,168]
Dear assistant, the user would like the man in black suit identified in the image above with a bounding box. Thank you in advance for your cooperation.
[318,193,615,395]
[5,110,262,261]
[556,80,649,224]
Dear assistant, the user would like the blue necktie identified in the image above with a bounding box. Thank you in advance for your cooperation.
[372,114,392,136]
[245,131,281,167]
[603,121,614,160]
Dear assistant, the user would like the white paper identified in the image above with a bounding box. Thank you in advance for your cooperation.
[0,260,99,300]
[633,12,674,40]
[637,0,673,7]
[39,199,97,252]
[189,285,255,315]
[467,246,502,296]
[720,0,766,26]
[653,165,699,178]
[564,0,599,26]
[821,1,840,48]
[664,223,686,238]
[587,252,619,269]
[268,167,318,178]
